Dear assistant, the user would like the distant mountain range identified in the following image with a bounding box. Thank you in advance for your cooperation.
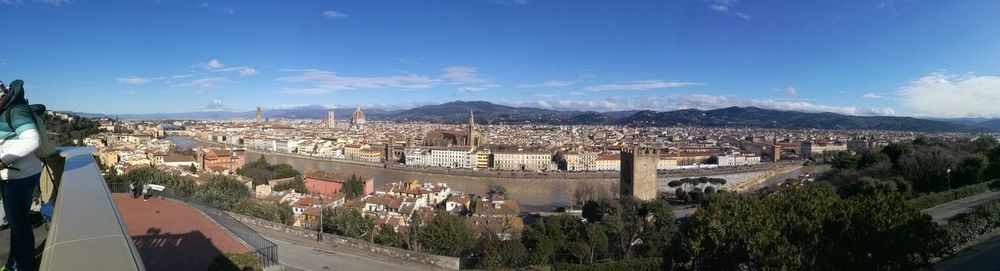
[71,101,998,132]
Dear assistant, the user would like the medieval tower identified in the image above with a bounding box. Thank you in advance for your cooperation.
[620,146,660,200]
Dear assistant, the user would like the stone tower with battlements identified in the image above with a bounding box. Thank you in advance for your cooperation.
[620,146,660,200]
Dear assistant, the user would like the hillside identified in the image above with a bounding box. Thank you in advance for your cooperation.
[618,107,972,132]
[73,101,984,132]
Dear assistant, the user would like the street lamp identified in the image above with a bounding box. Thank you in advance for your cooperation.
[317,195,324,242]
[946,168,952,192]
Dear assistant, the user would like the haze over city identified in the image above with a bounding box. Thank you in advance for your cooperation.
[2,0,1000,117]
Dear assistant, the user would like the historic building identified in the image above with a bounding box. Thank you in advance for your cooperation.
[466,110,486,147]
[351,106,366,126]
[255,106,262,123]
[620,147,659,200]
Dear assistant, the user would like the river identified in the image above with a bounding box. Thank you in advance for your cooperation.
[166,136,822,211]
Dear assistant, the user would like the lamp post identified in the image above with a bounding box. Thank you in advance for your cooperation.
[317,195,324,242]
[947,168,952,192]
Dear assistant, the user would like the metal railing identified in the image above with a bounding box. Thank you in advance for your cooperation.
[107,182,280,268]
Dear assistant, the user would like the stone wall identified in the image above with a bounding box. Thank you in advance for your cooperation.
[228,213,462,270]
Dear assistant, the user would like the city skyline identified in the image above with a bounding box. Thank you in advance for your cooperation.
[1,0,999,117]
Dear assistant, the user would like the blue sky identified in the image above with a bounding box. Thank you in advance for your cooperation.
[1,0,1000,117]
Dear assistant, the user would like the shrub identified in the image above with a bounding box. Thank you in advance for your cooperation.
[552,258,662,271]
[989,180,1000,191]
[207,253,261,271]
[909,182,991,210]
[943,200,1000,249]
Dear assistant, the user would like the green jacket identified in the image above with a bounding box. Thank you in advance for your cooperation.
[0,80,37,138]
[0,79,43,179]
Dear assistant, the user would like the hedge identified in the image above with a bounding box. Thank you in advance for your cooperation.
[943,200,1000,250]
[552,258,662,271]
[909,181,998,210]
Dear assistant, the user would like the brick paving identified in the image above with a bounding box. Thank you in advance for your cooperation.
[112,194,248,271]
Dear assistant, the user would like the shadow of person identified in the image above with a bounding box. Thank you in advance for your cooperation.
[132,228,230,271]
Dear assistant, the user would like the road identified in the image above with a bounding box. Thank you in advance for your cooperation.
[934,234,1000,270]
[250,225,442,271]
[922,191,1000,225]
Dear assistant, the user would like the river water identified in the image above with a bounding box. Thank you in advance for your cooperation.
[167,136,819,211]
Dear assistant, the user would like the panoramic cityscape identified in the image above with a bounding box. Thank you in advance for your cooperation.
[3,1,1000,271]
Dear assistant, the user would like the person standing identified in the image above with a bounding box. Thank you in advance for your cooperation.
[0,80,43,271]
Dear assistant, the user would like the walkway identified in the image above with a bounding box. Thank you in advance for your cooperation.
[934,234,1000,270]
[247,223,443,271]
[922,191,1000,225]
[113,194,249,271]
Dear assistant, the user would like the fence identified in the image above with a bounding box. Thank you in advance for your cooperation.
[107,182,280,268]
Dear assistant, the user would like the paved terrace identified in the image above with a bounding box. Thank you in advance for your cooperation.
[112,194,248,271]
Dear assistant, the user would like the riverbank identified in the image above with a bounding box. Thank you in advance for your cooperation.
[188,137,801,180]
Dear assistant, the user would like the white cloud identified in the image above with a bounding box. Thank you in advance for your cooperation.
[205,59,225,69]
[704,0,751,20]
[862,92,883,99]
[440,66,487,84]
[2,0,71,5]
[322,10,347,19]
[200,2,234,14]
[458,87,486,93]
[278,66,495,94]
[862,107,896,116]
[36,0,69,5]
[709,4,729,11]
[504,94,865,115]
[584,80,700,91]
[197,59,257,76]
[516,80,573,88]
[279,70,440,90]
[784,86,798,96]
[117,76,154,85]
[236,67,257,76]
[174,77,231,89]
[205,97,227,111]
[897,72,1000,117]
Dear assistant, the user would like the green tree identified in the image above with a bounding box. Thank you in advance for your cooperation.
[418,212,474,257]
[272,176,309,194]
[478,239,528,270]
[955,154,989,186]
[340,174,367,199]
[232,198,294,225]
[830,151,859,170]
[973,136,998,152]
[195,175,251,210]
[880,142,914,171]
[323,207,374,239]
[675,184,948,270]
[900,146,955,192]
[374,226,407,248]
[487,184,508,198]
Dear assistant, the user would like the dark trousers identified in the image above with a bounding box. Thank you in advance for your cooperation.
[2,173,39,271]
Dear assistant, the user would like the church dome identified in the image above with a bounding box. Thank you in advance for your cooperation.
[352,106,366,124]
